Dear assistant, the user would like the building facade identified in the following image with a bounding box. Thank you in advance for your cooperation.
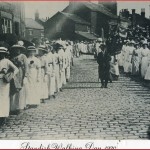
[0,2,25,38]
[45,2,118,41]
[25,18,44,42]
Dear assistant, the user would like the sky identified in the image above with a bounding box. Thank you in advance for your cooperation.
[24,1,150,19]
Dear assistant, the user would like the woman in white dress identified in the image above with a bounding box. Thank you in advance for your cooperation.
[47,46,56,98]
[144,47,150,81]
[10,45,28,113]
[141,42,150,79]
[131,43,140,76]
[26,46,41,107]
[0,47,18,123]
[124,41,134,75]
[110,55,119,80]
[38,45,49,103]
[53,43,60,93]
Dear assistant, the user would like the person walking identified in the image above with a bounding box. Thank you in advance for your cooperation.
[47,45,56,98]
[25,46,41,107]
[0,47,18,122]
[38,45,49,103]
[10,44,28,113]
[97,43,111,88]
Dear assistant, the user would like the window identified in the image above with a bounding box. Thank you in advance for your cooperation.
[87,26,90,33]
[1,18,12,34]
[29,29,33,35]
[56,24,61,32]
[41,31,44,37]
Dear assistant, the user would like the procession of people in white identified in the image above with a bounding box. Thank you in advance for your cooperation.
[1,36,150,123]
[0,39,73,122]
[118,39,150,81]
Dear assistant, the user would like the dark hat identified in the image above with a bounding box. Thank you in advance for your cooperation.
[53,43,63,50]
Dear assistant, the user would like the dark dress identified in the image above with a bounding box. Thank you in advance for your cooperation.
[97,50,111,87]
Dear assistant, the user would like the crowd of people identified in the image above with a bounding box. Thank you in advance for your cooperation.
[1,26,150,124]
[0,39,73,124]
[117,39,150,81]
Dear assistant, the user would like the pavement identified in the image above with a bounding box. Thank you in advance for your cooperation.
[0,55,150,140]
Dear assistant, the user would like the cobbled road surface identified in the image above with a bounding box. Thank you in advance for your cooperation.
[0,55,150,140]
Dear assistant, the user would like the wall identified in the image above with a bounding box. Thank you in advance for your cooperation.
[45,13,75,40]
[25,28,44,41]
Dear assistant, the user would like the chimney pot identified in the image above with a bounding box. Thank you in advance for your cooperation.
[141,8,145,18]
[132,9,136,14]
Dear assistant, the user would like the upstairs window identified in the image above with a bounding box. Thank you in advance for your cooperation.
[1,18,12,34]
[29,29,33,35]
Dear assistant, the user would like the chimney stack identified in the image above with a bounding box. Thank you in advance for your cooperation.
[35,10,39,21]
[141,8,145,18]
[124,9,129,18]
[132,9,135,14]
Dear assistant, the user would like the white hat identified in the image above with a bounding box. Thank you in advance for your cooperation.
[98,38,102,42]
[38,45,48,52]
[0,47,8,54]
[27,46,36,51]
[18,41,24,46]
[45,40,50,44]
[11,44,26,50]
[143,40,148,45]
[130,40,135,44]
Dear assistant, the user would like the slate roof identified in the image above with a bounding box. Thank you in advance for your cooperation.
[82,2,118,19]
[60,12,90,25]
[25,18,44,30]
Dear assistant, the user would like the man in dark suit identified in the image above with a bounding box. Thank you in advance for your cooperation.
[97,43,111,88]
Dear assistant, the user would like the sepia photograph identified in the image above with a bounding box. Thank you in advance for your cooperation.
[0,0,150,143]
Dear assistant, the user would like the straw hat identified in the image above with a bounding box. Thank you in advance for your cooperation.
[11,44,26,51]
[0,47,9,54]
[38,45,48,53]
[27,46,37,51]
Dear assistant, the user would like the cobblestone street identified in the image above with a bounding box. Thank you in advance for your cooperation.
[0,55,150,140]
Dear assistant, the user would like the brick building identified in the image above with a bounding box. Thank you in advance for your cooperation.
[25,11,45,43]
[45,1,118,41]
[25,18,44,42]
[0,2,25,39]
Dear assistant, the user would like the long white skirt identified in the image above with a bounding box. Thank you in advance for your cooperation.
[141,57,148,78]
[110,63,119,76]
[48,73,55,96]
[26,69,40,105]
[40,68,48,99]
[118,52,123,67]
[0,79,10,117]
[145,65,150,80]
[19,85,26,109]
[55,65,60,92]
[62,69,66,85]
[66,66,70,80]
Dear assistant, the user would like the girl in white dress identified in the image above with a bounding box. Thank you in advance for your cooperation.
[141,42,150,79]
[124,41,134,75]
[0,47,18,122]
[110,55,119,80]
[131,43,140,76]
[10,45,28,113]
[26,46,41,107]
[47,47,56,98]
[38,46,48,103]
